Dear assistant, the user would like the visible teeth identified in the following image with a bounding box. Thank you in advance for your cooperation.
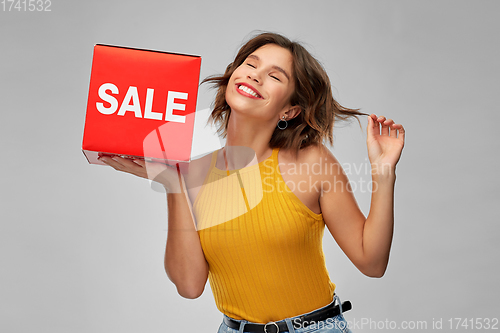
[238,85,259,98]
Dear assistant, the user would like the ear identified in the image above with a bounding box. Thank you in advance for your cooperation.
[283,105,302,120]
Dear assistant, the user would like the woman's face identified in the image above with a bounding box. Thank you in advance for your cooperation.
[225,44,295,122]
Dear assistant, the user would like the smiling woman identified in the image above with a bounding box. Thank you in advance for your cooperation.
[100,32,405,333]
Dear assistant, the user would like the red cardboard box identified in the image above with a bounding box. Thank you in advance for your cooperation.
[82,44,201,168]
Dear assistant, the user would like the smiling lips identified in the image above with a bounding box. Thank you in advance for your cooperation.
[236,83,262,99]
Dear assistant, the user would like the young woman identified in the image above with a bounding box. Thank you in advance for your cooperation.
[100,32,405,333]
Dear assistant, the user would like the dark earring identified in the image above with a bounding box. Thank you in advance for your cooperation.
[277,115,288,130]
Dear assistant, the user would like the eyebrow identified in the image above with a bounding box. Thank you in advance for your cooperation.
[247,54,291,81]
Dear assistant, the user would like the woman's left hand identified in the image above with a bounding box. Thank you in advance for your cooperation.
[366,114,405,172]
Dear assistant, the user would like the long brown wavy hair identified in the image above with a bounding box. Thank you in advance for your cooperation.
[202,32,367,157]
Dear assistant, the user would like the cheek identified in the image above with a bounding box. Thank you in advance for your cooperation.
[225,86,232,105]
[284,84,296,107]
[229,66,244,80]
[225,71,240,98]
[225,83,238,109]
[273,86,293,108]
[225,73,236,94]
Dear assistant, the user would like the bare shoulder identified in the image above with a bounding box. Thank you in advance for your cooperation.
[281,143,342,177]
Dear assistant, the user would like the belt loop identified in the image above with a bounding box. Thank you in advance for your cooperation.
[284,318,296,333]
[334,294,343,316]
[238,319,248,333]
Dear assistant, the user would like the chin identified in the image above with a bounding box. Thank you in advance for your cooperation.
[225,93,248,114]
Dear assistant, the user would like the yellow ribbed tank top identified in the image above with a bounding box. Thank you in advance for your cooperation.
[194,147,335,323]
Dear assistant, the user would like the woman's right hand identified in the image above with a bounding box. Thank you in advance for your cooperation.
[99,156,184,192]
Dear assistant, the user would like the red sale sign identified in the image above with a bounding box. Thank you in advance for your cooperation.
[82,44,201,167]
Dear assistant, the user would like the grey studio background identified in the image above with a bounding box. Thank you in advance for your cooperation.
[1,1,499,332]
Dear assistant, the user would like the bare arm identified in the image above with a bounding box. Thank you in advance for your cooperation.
[163,177,209,299]
[318,114,405,277]
[99,156,209,298]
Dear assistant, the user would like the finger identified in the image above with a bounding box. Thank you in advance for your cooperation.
[101,156,143,174]
[384,119,396,137]
[368,114,380,137]
[133,159,146,167]
[389,124,398,137]
[378,116,389,136]
[115,156,143,167]
[114,157,149,174]
[111,156,132,167]
[397,124,405,142]
[367,115,373,137]
[384,119,394,127]
[99,156,125,170]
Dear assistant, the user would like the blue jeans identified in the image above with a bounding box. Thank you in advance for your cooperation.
[217,295,352,333]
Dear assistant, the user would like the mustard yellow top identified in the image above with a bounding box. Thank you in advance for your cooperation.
[194,148,335,323]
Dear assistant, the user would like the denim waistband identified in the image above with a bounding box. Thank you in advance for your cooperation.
[222,294,345,333]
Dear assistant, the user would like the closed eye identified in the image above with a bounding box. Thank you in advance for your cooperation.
[270,75,281,81]
[246,63,256,68]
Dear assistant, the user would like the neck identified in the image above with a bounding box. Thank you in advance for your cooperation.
[225,111,276,163]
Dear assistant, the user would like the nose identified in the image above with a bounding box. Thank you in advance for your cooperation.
[248,69,261,84]
[248,74,260,83]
